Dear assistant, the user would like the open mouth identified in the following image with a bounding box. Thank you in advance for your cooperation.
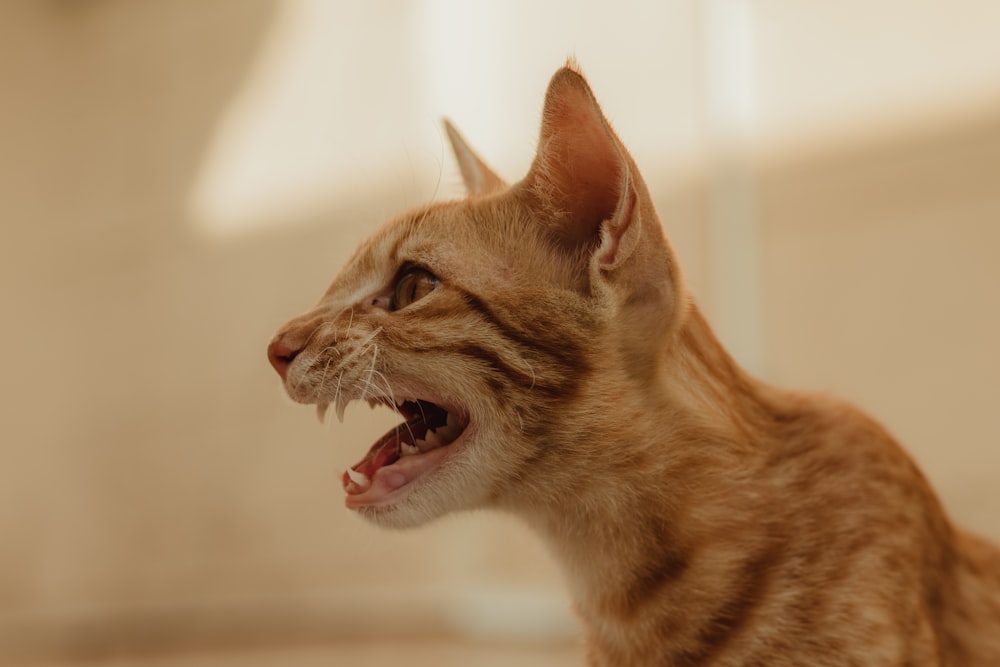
[338,398,469,506]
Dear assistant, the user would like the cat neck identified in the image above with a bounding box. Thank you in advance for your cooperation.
[517,301,795,658]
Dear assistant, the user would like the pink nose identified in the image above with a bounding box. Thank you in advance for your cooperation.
[267,336,301,381]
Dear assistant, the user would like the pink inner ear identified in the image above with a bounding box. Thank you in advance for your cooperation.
[530,71,626,249]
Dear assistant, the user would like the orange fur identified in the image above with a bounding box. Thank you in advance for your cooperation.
[269,64,1000,665]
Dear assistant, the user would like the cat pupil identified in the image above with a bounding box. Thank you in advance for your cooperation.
[392,267,437,311]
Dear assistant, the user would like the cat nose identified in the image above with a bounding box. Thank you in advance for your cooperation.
[267,336,301,382]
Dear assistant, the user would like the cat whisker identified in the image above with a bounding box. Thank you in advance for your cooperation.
[324,329,382,386]
[414,397,429,425]
[303,321,332,350]
[314,350,338,399]
[360,344,380,403]
[344,308,356,340]
[291,323,336,385]
[334,394,349,423]
[330,328,386,413]
[331,373,345,423]
[366,370,399,412]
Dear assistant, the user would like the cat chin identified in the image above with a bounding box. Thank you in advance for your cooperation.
[350,500,445,530]
[343,444,451,510]
[351,444,507,531]
[347,476,474,530]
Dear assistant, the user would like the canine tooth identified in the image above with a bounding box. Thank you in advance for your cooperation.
[316,402,329,424]
[401,441,420,456]
[335,399,348,423]
[417,432,440,452]
[346,468,370,490]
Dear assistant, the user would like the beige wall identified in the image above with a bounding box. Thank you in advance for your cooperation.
[2,1,999,662]
[758,109,1000,532]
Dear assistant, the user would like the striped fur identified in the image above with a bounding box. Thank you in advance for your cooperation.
[269,64,1000,665]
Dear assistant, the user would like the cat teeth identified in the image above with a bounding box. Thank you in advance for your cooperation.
[335,397,349,423]
[398,413,465,457]
[401,432,443,456]
[345,468,371,490]
[316,402,330,424]
[415,432,439,453]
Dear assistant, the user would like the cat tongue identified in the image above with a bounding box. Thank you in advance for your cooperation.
[343,413,433,488]
[342,401,456,500]
[353,422,416,478]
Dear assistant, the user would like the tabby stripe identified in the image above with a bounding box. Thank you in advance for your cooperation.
[620,519,692,617]
[408,342,562,398]
[671,542,782,667]
[455,286,587,391]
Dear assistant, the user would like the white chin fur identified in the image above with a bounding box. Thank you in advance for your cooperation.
[352,441,495,530]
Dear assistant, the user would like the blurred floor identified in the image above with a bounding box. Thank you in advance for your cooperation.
[32,640,585,667]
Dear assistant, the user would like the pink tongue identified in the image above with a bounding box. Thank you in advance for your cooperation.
[343,402,454,500]
[350,417,430,478]
[353,431,401,478]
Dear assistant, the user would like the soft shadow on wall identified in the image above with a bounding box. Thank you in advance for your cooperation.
[0,0,376,660]
[1,0,647,661]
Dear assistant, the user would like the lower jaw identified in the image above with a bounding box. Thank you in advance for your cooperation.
[343,445,452,509]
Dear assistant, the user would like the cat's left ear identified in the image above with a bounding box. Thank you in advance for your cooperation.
[523,66,640,270]
[443,119,507,197]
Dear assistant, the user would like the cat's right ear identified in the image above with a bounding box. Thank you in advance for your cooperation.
[521,66,642,272]
[443,119,507,197]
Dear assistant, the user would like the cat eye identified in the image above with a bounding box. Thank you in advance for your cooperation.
[392,267,438,310]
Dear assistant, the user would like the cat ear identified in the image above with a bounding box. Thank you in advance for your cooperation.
[443,118,507,197]
[523,65,639,270]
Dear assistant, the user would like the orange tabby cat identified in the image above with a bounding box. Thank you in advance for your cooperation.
[268,64,1000,665]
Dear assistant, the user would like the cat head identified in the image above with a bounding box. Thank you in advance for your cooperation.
[268,64,687,528]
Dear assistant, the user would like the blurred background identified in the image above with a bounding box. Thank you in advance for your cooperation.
[2,1,999,665]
